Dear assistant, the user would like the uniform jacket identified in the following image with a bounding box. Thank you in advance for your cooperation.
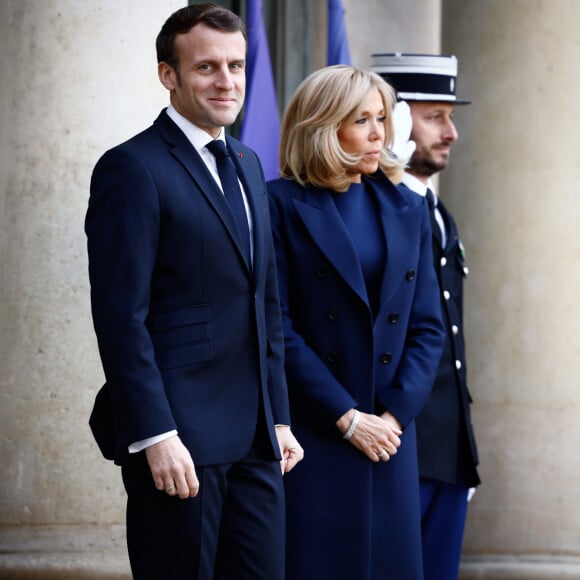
[399,182,480,487]
[268,173,445,579]
[86,109,289,466]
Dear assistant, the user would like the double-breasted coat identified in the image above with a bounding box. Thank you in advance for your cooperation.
[268,173,445,580]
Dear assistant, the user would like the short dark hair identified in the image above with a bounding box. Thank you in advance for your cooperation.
[156,4,247,70]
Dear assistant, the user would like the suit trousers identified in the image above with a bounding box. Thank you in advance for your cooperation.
[420,478,469,580]
[121,433,285,580]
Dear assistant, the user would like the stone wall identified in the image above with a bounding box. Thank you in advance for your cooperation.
[441,1,580,574]
[0,1,183,576]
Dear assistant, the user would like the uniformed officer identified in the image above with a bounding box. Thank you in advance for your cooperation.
[371,53,481,580]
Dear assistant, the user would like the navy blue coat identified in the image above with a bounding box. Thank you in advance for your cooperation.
[86,110,289,467]
[268,173,445,580]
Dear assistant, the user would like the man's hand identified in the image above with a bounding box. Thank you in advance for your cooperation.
[275,426,304,474]
[145,435,199,499]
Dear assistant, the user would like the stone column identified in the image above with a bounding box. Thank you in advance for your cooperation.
[344,0,442,67]
[0,1,183,577]
[441,1,580,577]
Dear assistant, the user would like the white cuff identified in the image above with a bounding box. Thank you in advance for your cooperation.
[128,430,178,454]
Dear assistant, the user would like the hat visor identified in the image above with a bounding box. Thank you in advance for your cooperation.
[400,96,471,105]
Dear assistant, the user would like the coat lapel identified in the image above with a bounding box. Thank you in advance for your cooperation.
[293,188,369,305]
[367,178,416,309]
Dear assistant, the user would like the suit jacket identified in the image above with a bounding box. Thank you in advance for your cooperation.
[268,173,445,579]
[399,182,480,487]
[86,109,289,466]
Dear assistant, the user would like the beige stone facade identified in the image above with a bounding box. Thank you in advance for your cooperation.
[1,1,579,577]
[442,1,580,576]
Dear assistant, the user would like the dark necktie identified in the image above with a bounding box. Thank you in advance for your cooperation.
[206,139,251,264]
[426,188,443,247]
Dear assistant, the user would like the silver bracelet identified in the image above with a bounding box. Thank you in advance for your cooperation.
[342,409,360,440]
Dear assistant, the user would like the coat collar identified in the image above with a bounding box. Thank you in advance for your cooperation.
[293,186,368,304]
[292,175,416,312]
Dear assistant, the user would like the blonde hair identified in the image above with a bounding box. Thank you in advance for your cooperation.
[279,65,403,191]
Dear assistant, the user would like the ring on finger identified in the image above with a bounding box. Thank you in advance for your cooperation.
[377,449,388,459]
[166,485,175,492]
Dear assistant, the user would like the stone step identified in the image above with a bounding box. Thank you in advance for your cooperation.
[0,524,131,579]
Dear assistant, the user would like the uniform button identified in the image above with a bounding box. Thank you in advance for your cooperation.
[380,352,393,364]
[452,325,459,335]
[327,352,338,363]
[440,257,447,266]
[406,269,416,281]
[443,290,451,301]
[463,266,470,276]
[456,359,462,370]
[316,266,329,278]
[388,312,399,324]
[328,310,338,321]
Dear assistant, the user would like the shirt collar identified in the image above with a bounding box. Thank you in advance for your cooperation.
[402,172,438,202]
[166,104,225,152]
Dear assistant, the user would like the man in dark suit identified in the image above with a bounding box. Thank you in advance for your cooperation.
[372,53,481,579]
[85,5,303,579]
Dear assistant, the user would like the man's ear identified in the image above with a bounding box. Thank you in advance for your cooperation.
[158,62,177,91]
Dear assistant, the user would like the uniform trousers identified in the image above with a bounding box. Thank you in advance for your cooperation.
[420,478,469,580]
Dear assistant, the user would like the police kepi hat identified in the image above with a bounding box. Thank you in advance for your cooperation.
[370,53,471,105]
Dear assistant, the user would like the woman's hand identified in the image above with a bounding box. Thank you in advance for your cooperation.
[336,409,402,462]
[379,409,403,433]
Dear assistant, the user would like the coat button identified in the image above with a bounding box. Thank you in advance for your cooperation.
[441,257,447,266]
[388,312,399,324]
[406,269,416,281]
[380,352,393,364]
[443,290,451,301]
[456,359,462,370]
[316,266,329,278]
[327,352,338,363]
[328,310,338,321]
[452,324,459,335]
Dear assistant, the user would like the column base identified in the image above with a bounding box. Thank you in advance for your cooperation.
[460,554,580,579]
[0,524,131,579]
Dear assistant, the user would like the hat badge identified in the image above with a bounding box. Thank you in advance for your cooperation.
[450,78,455,93]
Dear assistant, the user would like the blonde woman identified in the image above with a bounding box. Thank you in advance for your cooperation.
[268,65,445,579]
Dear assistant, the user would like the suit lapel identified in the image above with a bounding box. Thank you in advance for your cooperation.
[228,138,266,280]
[154,112,252,273]
[293,188,368,305]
